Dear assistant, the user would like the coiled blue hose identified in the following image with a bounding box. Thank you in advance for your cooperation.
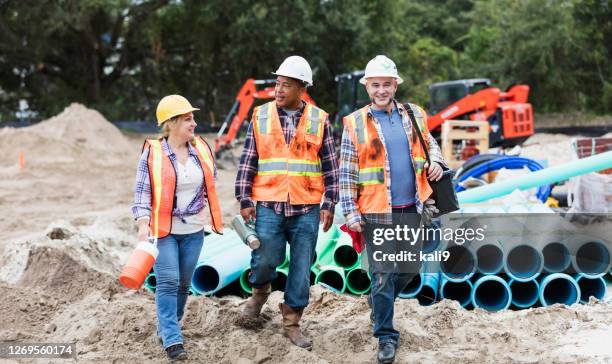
[454,156,551,202]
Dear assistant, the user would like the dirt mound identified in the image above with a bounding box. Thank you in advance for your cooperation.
[18,246,122,301]
[0,103,132,167]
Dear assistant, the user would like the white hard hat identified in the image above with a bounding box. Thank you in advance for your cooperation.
[359,55,403,85]
[272,55,313,87]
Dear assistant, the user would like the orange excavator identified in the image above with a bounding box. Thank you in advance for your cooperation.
[214,78,315,157]
[427,78,534,147]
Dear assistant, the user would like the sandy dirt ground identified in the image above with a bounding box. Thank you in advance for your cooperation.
[0,104,611,363]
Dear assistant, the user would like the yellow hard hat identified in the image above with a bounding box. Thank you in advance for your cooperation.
[156,95,199,126]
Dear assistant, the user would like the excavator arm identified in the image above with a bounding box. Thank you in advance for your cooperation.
[214,78,315,156]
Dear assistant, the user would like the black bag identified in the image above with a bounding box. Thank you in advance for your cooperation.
[405,105,460,217]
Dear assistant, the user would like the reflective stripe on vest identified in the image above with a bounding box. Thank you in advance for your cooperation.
[358,167,385,186]
[258,158,322,176]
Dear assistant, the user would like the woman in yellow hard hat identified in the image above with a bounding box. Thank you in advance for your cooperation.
[132,95,223,360]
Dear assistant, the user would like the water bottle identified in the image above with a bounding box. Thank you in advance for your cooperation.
[231,215,261,249]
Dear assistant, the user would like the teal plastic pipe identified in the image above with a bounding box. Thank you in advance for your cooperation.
[472,275,512,311]
[399,273,424,299]
[417,273,440,306]
[458,151,612,204]
[575,274,607,303]
[509,278,540,308]
[144,273,156,292]
[191,230,252,295]
[440,277,473,307]
[539,273,581,306]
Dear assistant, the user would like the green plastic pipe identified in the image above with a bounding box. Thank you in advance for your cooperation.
[458,151,612,204]
[333,233,360,270]
[272,263,289,291]
[239,267,252,294]
[144,273,156,292]
[312,263,346,293]
[345,265,371,295]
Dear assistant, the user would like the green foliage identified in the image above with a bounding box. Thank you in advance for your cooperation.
[0,0,610,122]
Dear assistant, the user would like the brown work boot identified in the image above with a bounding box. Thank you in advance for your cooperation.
[242,283,271,318]
[279,302,312,350]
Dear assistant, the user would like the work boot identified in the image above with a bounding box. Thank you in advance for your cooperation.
[165,344,188,361]
[279,302,312,350]
[377,342,396,364]
[242,283,271,318]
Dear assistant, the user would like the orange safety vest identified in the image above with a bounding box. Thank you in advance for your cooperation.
[144,136,223,238]
[343,103,433,214]
[251,101,327,204]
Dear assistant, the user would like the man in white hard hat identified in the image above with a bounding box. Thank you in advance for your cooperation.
[235,56,339,350]
[339,55,447,363]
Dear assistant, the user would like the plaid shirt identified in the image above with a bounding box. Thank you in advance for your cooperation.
[132,138,216,221]
[339,101,447,226]
[235,101,339,216]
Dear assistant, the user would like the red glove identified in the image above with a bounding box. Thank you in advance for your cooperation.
[340,223,365,253]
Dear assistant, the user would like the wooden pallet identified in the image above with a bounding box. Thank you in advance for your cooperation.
[441,120,489,169]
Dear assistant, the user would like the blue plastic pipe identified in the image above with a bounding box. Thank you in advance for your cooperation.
[575,274,607,303]
[572,240,611,278]
[399,273,424,299]
[542,241,571,273]
[440,244,477,282]
[539,273,581,306]
[504,244,543,282]
[191,230,252,295]
[455,156,550,202]
[416,273,440,306]
[474,242,504,275]
[472,275,512,311]
[457,151,612,204]
[440,277,473,307]
[509,278,540,308]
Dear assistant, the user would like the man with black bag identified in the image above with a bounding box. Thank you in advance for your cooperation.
[339,55,454,363]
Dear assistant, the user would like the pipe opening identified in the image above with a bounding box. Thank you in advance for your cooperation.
[510,280,539,307]
[575,242,611,276]
[346,269,371,294]
[543,242,571,273]
[577,276,606,303]
[417,286,436,306]
[507,245,542,279]
[441,280,472,307]
[441,245,476,280]
[541,276,579,306]
[334,246,359,268]
[317,270,344,292]
[272,271,288,291]
[474,279,510,311]
[477,245,503,274]
[192,265,220,294]
[400,274,422,297]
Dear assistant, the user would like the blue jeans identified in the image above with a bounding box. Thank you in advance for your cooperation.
[154,229,204,349]
[249,203,319,309]
[364,206,422,345]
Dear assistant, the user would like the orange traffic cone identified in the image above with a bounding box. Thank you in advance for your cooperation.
[119,239,159,290]
[18,151,25,171]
